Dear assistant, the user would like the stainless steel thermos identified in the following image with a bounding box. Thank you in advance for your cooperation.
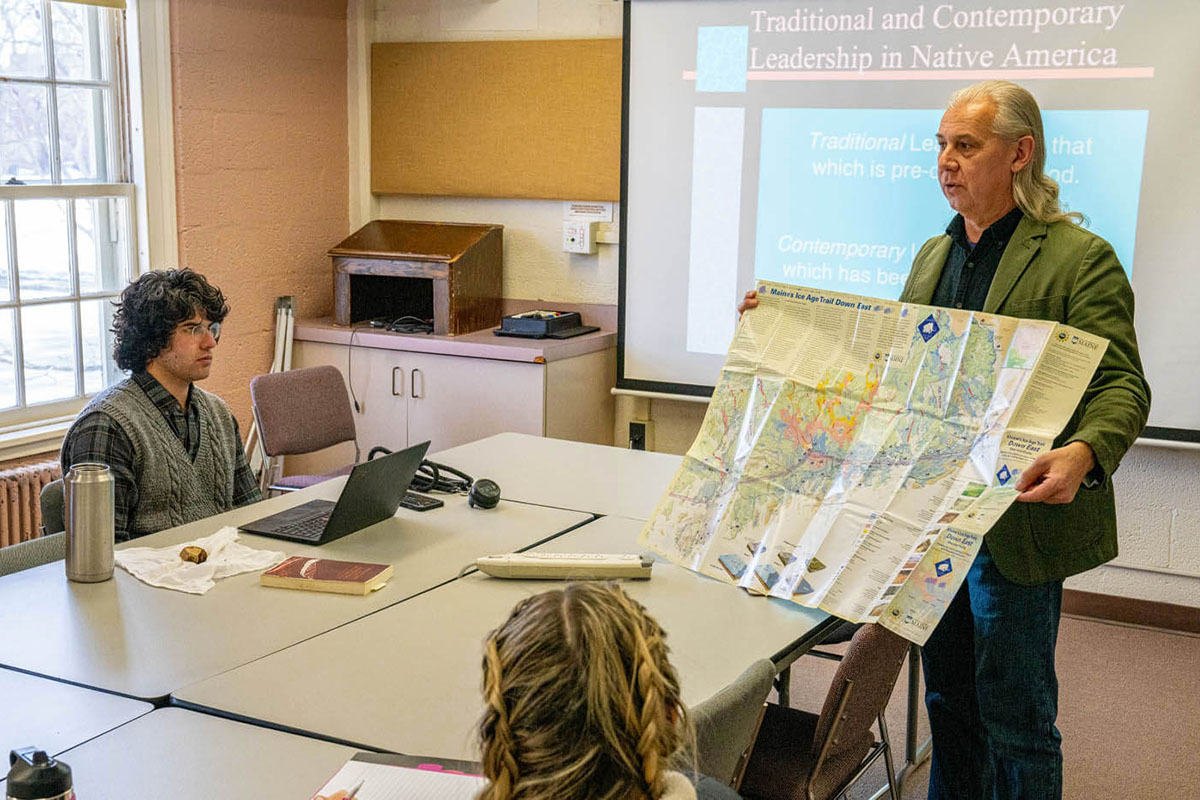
[64,462,115,583]
[6,748,74,800]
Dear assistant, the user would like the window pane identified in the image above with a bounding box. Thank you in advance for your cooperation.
[15,198,71,299]
[0,308,16,409]
[76,197,127,294]
[80,297,117,394]
[0,83,51,182]
[21,301,77,404]
[0,0,47,78]
[51,1,105,82]
[57,86,107,181]
[0,204,10,301]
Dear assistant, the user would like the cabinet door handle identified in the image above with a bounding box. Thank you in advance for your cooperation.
[392,366,403,397]
[411,368,424,399]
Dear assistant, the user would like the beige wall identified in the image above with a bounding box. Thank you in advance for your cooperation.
[171,0,350,431]
[368,1,623,306]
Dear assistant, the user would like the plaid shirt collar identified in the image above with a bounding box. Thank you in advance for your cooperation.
[132,370,193,415]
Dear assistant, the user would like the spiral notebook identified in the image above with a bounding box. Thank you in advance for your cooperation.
[310,753,485,799]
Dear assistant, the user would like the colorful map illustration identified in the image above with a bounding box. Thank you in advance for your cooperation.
[640,283,1106,644]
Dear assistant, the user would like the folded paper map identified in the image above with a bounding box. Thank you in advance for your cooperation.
[639,282,1107,644]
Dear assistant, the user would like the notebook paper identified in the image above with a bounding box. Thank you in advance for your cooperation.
[311,759,485,799]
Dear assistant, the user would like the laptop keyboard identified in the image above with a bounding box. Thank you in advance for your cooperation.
[274,515,330,541]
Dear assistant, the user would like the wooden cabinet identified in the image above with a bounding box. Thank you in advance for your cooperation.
[284,325,615,477]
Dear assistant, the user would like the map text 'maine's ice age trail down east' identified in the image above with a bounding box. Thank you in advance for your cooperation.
[640,282,1106,644]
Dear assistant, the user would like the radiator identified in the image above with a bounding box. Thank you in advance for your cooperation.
[0,461,62,548]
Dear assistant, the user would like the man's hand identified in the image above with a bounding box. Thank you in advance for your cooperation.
[738,289,759,317]
[1014,441,1096,505]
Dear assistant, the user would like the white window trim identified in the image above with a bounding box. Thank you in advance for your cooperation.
[0,414,77,462]
[126,0,178,273]
[0,0,175,462]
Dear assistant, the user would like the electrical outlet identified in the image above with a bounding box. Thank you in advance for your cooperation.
[629,421,647,450]
[629,420,655,451]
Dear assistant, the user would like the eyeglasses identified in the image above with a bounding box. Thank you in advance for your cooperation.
[177,321,222,342]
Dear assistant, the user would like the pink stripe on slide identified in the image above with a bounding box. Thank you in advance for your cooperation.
[682,68,1154,82]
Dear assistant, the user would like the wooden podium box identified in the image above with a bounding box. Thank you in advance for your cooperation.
[329,220,503,336]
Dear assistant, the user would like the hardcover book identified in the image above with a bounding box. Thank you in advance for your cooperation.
[261,557,393,596]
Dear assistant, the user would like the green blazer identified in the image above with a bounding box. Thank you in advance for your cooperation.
[902,215,1151,585]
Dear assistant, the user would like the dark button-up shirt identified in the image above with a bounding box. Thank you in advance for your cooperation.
[931,206,1024,312]
[61,372,260,542]
[929,207,1104,488]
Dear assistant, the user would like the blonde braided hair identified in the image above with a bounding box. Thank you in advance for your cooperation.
[478,583,693,800]
[481,638,521,797]
[614,588,678,797]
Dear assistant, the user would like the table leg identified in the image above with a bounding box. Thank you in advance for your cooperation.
[776,665,791,709]
[906,644,920,761]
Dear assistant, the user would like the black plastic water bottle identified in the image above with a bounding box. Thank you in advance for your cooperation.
[6,749,73,800]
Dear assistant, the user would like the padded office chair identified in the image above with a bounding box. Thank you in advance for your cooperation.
[740,624,909,800]
[40,478,65,536]
[691,658,778,790]
[791,620,930,795]
[250,365,360,495]
[0,531,65,577]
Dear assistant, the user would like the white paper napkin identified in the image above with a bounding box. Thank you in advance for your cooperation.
[114,526,287,595]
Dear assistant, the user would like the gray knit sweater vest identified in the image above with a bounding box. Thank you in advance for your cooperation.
[65,378,240,538]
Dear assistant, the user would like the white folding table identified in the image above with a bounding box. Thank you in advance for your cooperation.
[175,515,836,757]
[432,432,683,519]
[0,666,151,770]
[57,708,357,800]
[0,482,589,700]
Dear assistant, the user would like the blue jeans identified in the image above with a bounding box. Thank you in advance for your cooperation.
[922,541,1064,800]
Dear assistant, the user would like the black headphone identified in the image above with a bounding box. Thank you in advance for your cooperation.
[368,448,501,509]
[467,478,501,510]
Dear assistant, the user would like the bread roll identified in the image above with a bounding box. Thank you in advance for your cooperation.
[180,546,208,564]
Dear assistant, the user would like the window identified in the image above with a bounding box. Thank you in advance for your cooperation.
[0,0,134,426]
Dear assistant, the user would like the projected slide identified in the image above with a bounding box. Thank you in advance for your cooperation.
[681,7,1152,354]
[751,108,1148,299]
[623,0,1198,434]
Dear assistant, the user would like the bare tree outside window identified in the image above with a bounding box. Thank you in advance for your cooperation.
[0,0,132,426]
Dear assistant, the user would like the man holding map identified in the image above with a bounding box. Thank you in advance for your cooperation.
[739,81,1150,799]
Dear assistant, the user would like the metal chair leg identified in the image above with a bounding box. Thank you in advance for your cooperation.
[879,713,900,800]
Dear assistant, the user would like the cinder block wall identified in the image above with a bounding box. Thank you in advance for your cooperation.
[170,0,349,431]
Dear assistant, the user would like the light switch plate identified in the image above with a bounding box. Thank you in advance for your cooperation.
[563,221,598,254]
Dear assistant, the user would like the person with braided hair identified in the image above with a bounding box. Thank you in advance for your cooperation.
[477,582,742,800]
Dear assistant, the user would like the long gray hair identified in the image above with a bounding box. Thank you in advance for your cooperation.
[949,81,1083,225]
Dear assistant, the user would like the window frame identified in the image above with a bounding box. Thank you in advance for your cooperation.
[0,0,172,458]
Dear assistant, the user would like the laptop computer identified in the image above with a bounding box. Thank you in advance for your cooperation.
[239,441,430,544]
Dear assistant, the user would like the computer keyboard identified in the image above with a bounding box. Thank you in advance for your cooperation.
[274,515,330,541]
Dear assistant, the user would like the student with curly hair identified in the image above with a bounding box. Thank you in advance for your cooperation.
[60,269,261,541]
[478,582,742,800]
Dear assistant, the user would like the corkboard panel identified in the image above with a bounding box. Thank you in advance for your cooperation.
[371,39,622,201]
